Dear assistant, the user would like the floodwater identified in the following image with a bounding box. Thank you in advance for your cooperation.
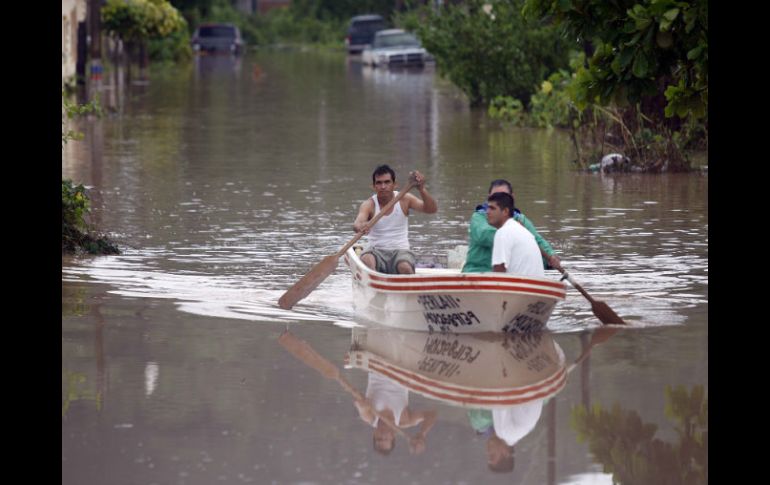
[62,49,707,484]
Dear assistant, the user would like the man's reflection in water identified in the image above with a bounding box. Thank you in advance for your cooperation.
[354,372,438,455]
[468,397,545,473]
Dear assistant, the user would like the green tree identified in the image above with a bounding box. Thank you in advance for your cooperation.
[103,0,188,67]
[415,0,571,107]
[523,0,707,123]
[62,94,101,146]
[290,0,398,20]
[103,0,188,41]
[518,0,707,171]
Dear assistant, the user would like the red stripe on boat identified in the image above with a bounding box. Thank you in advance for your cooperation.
[368,283,565,299]
[369,357,566,397]
[368,273,565,289]
[368,361,566,405]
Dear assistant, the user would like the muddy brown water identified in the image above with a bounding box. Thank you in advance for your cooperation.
[63,49,707,484]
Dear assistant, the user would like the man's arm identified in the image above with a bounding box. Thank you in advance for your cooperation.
[469,211,496,249]
[411,187,438,214]
[405,171,438,214]
[405,409,438,455]
[353,199,373,233]
[354,398,377,425]
[415,409,438,436]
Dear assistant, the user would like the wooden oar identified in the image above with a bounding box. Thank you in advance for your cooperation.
[277,330,410,440]
[278,176,417,310]
[566,327,619,373]
[558,268,626,324]
[538,247,625,324]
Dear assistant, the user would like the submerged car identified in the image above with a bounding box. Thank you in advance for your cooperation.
[191,23,244,55]
[345,14,387,54]
[361,29,429,68]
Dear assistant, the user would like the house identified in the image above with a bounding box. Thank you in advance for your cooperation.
[62,0,87,87]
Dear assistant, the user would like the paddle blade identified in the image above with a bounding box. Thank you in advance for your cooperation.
[589,326,620,345]
[278,331,340,380]
[278,254,340,310]
[592,301,626,325]
[568,326,620,373]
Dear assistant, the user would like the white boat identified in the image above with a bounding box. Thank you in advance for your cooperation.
[344,327,567,409]
[343,247,567,333]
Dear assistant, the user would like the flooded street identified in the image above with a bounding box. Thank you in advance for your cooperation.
[63,49,707,484]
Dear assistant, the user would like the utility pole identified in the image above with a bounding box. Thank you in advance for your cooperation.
[87,0,103,100]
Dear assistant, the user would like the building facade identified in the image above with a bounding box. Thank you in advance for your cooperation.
[62,0,87,86]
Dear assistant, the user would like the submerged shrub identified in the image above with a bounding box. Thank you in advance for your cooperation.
[62,180,89,231]
[62,181,120,255]
[488,96,525,124]
[62,96,120,255]
[529,70,578,128]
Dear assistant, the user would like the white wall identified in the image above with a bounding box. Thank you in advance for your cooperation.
[62,0,87,85]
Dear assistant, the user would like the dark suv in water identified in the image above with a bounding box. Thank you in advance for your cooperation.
[345,14,387,54]
[191,23,244,55]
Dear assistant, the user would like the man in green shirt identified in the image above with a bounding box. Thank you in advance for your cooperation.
[462,179,561,273]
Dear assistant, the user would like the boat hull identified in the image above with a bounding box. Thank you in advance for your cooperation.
[344,247,566,333]
[345,327,567,409]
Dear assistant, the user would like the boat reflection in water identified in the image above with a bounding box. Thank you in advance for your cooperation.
[278,324,618,474]
[345,326,568,471]
[346,327,567,408]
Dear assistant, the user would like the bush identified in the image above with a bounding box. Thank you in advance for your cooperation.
[61,95,120,254]
[242,7,345,46]
[181,1,345,47]
[528,70,577,128]
[488,96,525,124]
[392,7,422,32]
[62,180,120,255]
[148,27,192,62]
[62,180,89,231]
[415,0,571,107]
[62,93,102,146]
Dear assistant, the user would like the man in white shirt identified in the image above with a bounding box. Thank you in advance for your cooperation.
[468,397,545,473]
[486,192,545,278]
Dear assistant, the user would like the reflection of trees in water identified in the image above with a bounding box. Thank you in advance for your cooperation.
[62,299,106,418]
[571,385,707,484]
[62,369,101,417]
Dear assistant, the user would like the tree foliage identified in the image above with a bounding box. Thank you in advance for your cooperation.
[62,180,90,232]
[173,0,400,22]
[414,0,571,107]
[103,0,188,43]
[289,0,398,21]
[62,93,101,146]
[523,0,708,121]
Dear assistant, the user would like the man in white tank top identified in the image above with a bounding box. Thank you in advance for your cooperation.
[353,165,438,274]
[354,372,438,455]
